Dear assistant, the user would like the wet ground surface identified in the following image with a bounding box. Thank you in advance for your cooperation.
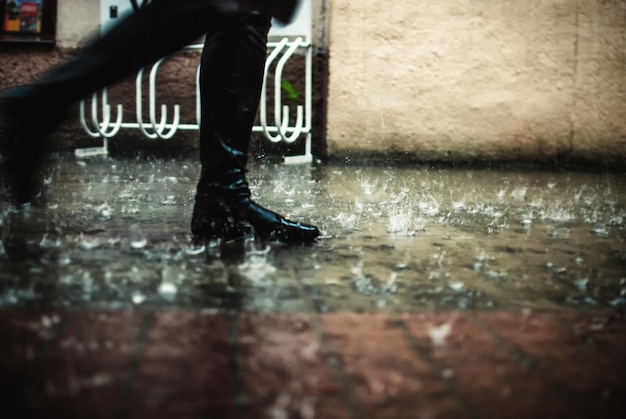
[1,153,625,418]
[1,153,625,312]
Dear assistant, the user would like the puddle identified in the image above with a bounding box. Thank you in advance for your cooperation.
[0,154,624,313]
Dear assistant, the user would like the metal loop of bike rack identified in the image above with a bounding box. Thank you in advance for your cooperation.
[77,36,313,164]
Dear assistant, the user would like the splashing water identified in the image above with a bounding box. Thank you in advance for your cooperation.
[129,224,148,249]
[334,212,358,232]
[239,244,276,285]
[40,234,62,249]
[79,234,102,250]
[1,156,625,312]
[428,323,452,347]
[387,207,425,236]
[158,282,178,301]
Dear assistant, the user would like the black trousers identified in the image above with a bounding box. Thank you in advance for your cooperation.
[198,13,270,173]
[34,1,234,102]
[30,0,271,173]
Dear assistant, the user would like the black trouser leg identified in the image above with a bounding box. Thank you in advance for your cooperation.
[7,0,300,105]
[14,0,232,105]
[197,12,271,196]
[3,0,300,106]
[192,13,319,244]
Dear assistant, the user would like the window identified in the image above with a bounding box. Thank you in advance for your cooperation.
[0,0,57,44]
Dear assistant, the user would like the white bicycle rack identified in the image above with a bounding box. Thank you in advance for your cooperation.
[78,0,313,164]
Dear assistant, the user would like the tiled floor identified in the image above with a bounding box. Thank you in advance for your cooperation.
[0,310,624,418]
[1,154,625,418]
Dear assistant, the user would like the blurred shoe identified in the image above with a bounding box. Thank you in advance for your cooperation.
[0,86,65,205]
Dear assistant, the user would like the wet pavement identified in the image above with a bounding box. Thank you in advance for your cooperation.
[1,153,625,418]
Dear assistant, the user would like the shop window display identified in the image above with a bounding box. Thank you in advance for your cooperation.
[1,0,57,44]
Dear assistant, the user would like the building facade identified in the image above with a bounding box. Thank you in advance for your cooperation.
[1,0,624,164]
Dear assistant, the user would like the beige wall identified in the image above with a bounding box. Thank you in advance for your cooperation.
[327,0,626,163]
[56,0,100,48]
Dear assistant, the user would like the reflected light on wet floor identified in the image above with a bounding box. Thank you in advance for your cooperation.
[0,154,625,313]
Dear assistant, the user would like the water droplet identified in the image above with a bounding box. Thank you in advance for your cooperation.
[388,209,419,235]
[335,213,358,232]
[429,323,451,347]
[79,235,101,250]
[129,225,147,249]
[485,271,501,281]
[131,292,146,305]
[96,203,113,219]
[448,281,465,292]
[58,252,71,266]
[158,282,178,298]
[161,195,176,205]
[575,278,589,291]
[610,297,626,306]
[382,272,398,295]
[41,315,59,328]
[131,238,148,249]
[592,227,608,237]
[40,234,62,249]
[239,245,276,284]
[453,201,465,212]
[185,244,205,256]
[511,187,527,201]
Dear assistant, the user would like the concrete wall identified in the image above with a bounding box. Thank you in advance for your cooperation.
[56,0,100,48]
[327,0,626,164]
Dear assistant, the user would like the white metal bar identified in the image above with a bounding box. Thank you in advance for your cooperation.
[135,68,159,139]
[148,59,180,139]
[260,37,290,143]
[77,37,313,162]
[273,37,305,144]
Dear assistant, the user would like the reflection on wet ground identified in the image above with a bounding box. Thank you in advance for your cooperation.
[1,153,625,313]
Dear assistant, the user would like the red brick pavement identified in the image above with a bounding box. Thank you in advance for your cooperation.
[0,310,625,419]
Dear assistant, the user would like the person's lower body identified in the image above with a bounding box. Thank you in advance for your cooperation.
[0,0,318,243]
[190,12,319,245]
[1,0,229,204]
[0,0,300,204]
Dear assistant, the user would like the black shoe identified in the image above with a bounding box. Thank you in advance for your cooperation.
[191,193,320,245]
[0,87,64,205]
[191,194,246,243]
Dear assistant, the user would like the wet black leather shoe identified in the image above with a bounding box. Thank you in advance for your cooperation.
[192,193,320,244]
